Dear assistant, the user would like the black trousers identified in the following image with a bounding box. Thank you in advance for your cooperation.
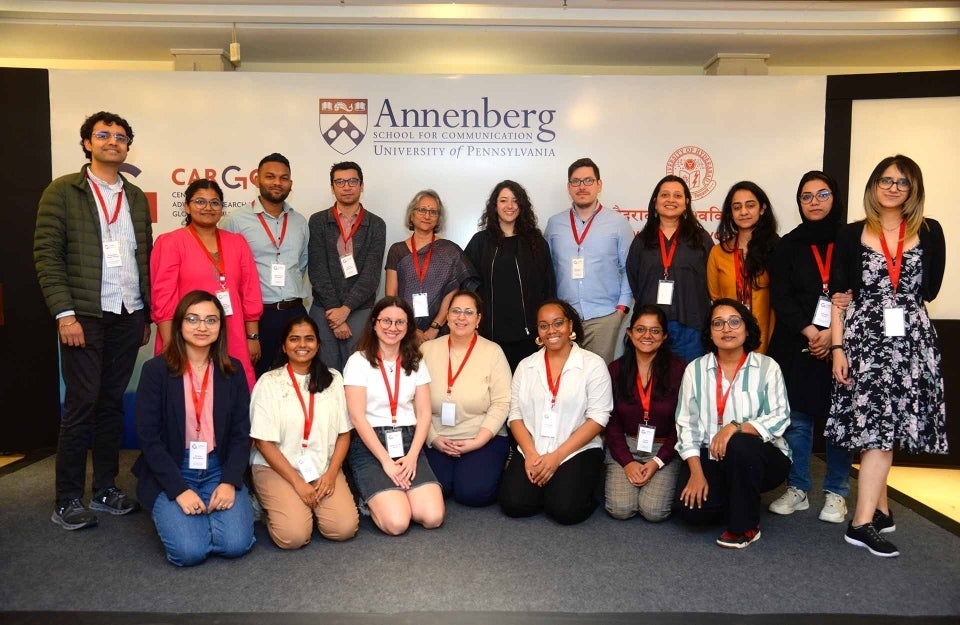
[677,433,790,533]
[56,308,144,504]
[499,447,603,525]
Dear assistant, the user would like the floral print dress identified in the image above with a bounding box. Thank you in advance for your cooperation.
[826,244,947,453]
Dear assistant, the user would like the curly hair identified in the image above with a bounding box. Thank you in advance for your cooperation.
[636,175,710,251]
[478,180,544,255]
[355,296,423,375]
[80,111,134,159]
[717,181,779,289]
[535,299,585,348]
[700,298,761,355]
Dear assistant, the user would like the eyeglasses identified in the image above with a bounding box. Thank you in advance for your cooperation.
[414,207,440,217]
[876,177,911,192]
[376,318,407,329]
[568,177,597,188]
[711,316,744,331]
[92,131,130,145]
[449,308,477,317]
[189,198,223,209]
[537,319,568,332]
[631,325,663,336]
[184,314,221,327]
[333,177,361,188]
[800,190,832,204]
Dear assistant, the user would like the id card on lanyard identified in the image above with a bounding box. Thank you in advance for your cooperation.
[656,230,677,306]
[378,355,405,458]
[442,335,478,427]
[187,363,211,470]
[569,206,601,280]
[880,221,907,337]
[411,235,435,318]
[542,351,563,438]
[189,225,234,315]
[811,243,834,327]
[334,206,365,278]
[635,372,656,453]
[287,364,321,482]
[88,174,124,268]
[712,352,747,460]
[257,210,289,287]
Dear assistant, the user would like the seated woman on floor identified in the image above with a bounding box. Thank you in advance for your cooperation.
[132,289,255,566]
[249,315,359,549]
[499,299,611,525]
[675,298,791,549]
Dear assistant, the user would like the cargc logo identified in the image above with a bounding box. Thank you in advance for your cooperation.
[170,166,258,190]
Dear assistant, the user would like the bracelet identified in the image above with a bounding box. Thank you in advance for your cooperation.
[829,344,844,351]
[58,319,78,328]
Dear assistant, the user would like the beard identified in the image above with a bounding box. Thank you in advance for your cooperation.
[259,187,290,204]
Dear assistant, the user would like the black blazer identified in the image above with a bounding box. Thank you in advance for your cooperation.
[131,355,251,510]
[830,219,945,302]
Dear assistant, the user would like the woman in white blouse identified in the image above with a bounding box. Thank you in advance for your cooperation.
[249,315,358,549]
[498,299,611,525]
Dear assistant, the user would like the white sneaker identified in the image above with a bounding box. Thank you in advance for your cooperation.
[819,491,848,523]
[768,486,809,515]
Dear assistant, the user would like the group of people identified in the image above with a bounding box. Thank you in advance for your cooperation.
[34,110,946,567]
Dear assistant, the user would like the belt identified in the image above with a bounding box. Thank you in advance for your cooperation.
[264,298,302,311]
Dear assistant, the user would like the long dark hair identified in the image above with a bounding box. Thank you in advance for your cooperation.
[614,305,674,404]
[637,175,709,250]
[478,180,544,254]
[717,181,779,288]
[273,315,334,394]
[701,298,762,355]
[163,290,236,376]
[355,296,423,375]
[536,299,585,348]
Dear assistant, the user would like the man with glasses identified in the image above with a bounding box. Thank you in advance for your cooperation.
[34,111,152,530]
[221,153,309,378]
[308,161,386,371]
[544,157,634,364]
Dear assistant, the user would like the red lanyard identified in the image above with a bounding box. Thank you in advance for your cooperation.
[568,205,602,251]
[186,362,211,438]
[447,334,478,395]
[378,354,402,423]
[257,210,288,255]
[636,372,653,424]
[332,205,365,245]
[286,364,315,449]
[715,352,748,427]
[732,235,751,308]
[188,224,227,287]
[411,234,436,284]
[810,243,834,294]
[87,174,123,225]
[658,230,678,279]
[544,350,563,406]
[879,220,906,295]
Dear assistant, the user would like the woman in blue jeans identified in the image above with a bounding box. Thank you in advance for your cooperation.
[132,290,255,566]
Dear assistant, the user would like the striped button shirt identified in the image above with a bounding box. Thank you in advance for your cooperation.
[88,171,144,315]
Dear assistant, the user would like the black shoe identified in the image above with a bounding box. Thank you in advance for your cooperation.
[845,521,899,557]
[90,487,141,516]
[872,508,896,534]
[51,499,98,530]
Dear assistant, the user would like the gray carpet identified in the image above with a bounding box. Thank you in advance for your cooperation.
[1,452,959,622]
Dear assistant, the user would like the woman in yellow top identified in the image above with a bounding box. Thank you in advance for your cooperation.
[707,181,779,353]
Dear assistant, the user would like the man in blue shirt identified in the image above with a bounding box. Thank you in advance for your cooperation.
[544,157,634,364]
[221,153,310,377]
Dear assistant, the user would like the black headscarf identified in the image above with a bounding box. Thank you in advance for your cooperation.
[788,170,844,245]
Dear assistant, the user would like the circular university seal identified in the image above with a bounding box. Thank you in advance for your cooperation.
[666,146,717,201]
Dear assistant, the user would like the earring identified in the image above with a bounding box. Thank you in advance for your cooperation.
[534,337,543,346]
[569,331,577,341]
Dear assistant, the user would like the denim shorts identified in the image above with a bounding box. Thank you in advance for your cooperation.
[348,425,438,503]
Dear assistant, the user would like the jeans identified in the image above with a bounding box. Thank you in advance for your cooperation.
[151,451,255,567]
[666,321,705,364]
[782,410,851,496]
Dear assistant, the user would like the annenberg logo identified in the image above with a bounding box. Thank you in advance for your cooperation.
[320,99,368,155]
[666,146,717,201]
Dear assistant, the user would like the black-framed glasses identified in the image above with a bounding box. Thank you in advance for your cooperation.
[800,190,832,204]
[449,308,477,317]
[414,207,440,217]
[876,177,910,192]
[568,177,597,188]
[92,131,130,145]
[376,318,407,329]
[333,177,361,188]
[711,316,744,331]
[537,319,568,332]
[189,198,223,209]
[184,314,220,327]
[631,325,663,336]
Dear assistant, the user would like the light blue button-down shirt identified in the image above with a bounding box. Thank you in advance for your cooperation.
[220,199,310,303]
[544,204,635,321]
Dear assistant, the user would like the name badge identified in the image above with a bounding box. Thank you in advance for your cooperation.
[189,441,208,470]
[571,257,585,280]
[340,253,358,278]
[541,405,559,438]
[412,292,430,318]
[385,429,405,459]
[656,280,675,306]
[270,262,286,287]
[441,401,456,427]
[103,240,123,268]
[884,306,906,337]
[636,425,656,453]
[216,289,234,316]
[812,296,832,327]
[296,454,321,483]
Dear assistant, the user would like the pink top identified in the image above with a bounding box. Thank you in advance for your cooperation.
[181,375,216,451]
[151,227,263,390]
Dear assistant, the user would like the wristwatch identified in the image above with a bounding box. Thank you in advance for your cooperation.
[247,333,260,340]
[430,321,442,330]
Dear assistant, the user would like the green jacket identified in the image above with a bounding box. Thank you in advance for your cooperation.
[34,164,153,319]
